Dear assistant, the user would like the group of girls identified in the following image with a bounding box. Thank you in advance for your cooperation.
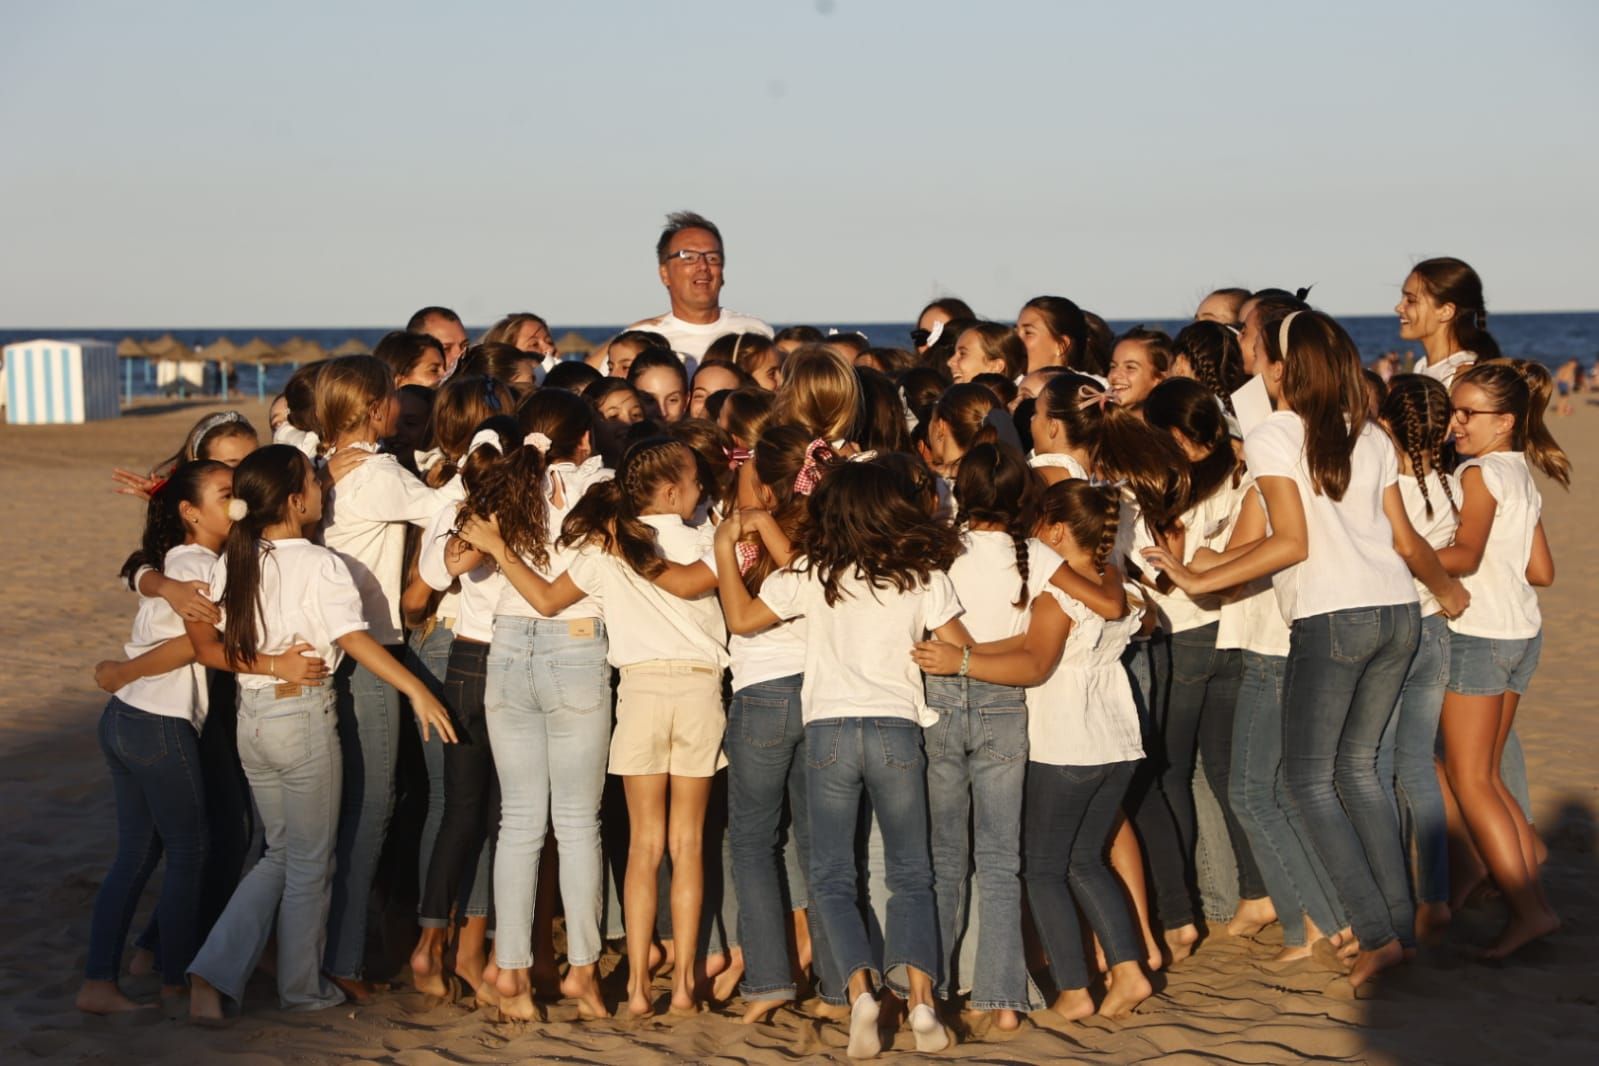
[79,255,1567,1059]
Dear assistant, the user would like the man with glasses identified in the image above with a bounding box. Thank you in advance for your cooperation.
[623,211,772,377]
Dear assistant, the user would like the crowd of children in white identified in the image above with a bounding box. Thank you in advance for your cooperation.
[78,215,1567,1058]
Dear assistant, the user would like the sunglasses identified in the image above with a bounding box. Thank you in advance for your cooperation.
[910,328,931,347]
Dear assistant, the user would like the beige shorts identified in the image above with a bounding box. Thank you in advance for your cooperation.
[608,661,727,777]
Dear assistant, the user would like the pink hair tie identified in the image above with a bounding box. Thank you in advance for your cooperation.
[1076,384,1111,411]
[724,445,751,471]
[794,438,832,497]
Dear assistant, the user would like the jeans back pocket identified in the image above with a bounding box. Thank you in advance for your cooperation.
[874,719,924,771]
[1327,610,1382,665]
[112,707,170,768]
[805,719,843,769]
[735,694,792,750]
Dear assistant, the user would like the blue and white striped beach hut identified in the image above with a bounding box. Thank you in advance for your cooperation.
[2,339,121,424]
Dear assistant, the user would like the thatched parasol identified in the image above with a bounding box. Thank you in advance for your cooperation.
[555,330,595,355]
[273,337,328,364]
[199,337,241,364]
[235,337,278,361]
[117,337,149,358]
[330,337,372,356]
[146,333,199,361]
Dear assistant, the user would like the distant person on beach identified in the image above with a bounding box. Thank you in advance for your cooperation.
[407,306,470,377]
[1396,257,1500,390]
[1554,359,1578,415]
[624,211,772,375]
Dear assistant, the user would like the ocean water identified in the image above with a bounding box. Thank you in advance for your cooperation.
[3,311,1596,401]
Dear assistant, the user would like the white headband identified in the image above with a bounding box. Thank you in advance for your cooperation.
[1277,310,1305,361]
[467,429,502,456]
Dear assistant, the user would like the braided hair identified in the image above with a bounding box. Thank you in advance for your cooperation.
[1379,374,1458,518]
[953,443,1038,607]
[1038,478,1121,574]
[559,437,691,578]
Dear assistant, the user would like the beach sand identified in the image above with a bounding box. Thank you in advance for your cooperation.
[1,399,1594,1065]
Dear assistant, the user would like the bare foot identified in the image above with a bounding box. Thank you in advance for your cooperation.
[76,980,150,1015]
[1481,907,1560,960]
[189,975,225,1023]
[991,1008,1020,1031]
[1049,987,1095,1022]
[328,974,379,1004]
[669,980,698,1015]
[495,966,538,1022]
[1348,940,1405,990]
[475,957,500,1008]
[625,977,656,1018]
[1270,943,1314,964]
[711,948,745,1003]
[1329,928,1359,964]
[127,947,156,978]
[1226,897,1278,938]
[1098,962,1152,1019]
[1450,870,1487,913]
[560,964,607,1019]
[1163,924,1199,966]
[741,996,787,1024]
[1414,902,1452,947]
[409,930,449,998]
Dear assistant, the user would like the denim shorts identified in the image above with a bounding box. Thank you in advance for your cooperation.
[1448,631,1542,696]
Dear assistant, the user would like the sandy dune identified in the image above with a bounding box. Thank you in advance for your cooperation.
[1,398,1594,1065]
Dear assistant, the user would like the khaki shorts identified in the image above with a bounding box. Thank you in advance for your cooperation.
[608,661,727,777]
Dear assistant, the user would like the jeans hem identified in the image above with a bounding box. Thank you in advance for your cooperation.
[738,982,797,1000]
[967,998,1033,1012]
[567,951,600,968]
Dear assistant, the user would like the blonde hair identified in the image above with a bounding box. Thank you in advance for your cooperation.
[771,344,859,443]
[314,355,393,451]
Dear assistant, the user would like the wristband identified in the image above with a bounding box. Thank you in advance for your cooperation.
[269,655,278,679]
[958,644,972,677]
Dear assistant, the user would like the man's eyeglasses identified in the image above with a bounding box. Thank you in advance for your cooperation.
[665,249,724,267]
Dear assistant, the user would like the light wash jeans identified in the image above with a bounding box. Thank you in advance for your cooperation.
[1284,605,1419,951]
[486,617,611,969]
[189,685,343,1010]
[1230,652,1345,945]
[806,717,939,995]
[1378,614,1450,905]
[406,620,454,902]
[922,676,1032,1012]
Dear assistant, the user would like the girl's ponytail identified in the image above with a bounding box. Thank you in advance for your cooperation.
[1379,374,1457,517]
[220,445,310,667]
[455,416,549,566]
[119,459,228,587]
[560,437,690,579]
[1038,478,1121,574]
[1411,256,1503,362]
[953,442,1038,607]
[1457,361,1571,489]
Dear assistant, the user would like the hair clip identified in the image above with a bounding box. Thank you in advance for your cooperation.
[724,445,751,470]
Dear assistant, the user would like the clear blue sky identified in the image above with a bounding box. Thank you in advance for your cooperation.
[2,0,1595,328]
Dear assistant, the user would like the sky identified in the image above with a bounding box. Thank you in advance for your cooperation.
[1,0,1596,329]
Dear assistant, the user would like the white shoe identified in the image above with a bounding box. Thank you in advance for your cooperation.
[847,992,882,1059]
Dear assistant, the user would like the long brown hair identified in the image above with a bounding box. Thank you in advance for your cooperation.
[959,321,1027,379]
[800,456,962,607]
[1410,257,1503,362]
[771,344,860,443]
[560,438,692,579]
[314,355,393,453]
[219,445,314,667]
[931,382,1000,455]
[1457,360,1571,488]
[1380,374,1458,517]
[1260,309,1367,500]
[739,423,831,592]
[120,460,229,587]
[1037,478,1120,574]
[955,443,1038,607]
[1143,376,1239,507]
[431,374,517,485]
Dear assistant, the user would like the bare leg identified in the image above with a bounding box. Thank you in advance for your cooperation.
[1439,764,1488,910]
[559,961,606,1019]
[409,925,450,997]
[711,945,745,1002]
[1109,812,1164,970]
[1488,694,1540,886]
[1226,895,1278,938]
[453,916,494,1003]
[666,774,712,1014]
[530,838,562,999]
[623,774,670,1017]
[1163,923,1199,966]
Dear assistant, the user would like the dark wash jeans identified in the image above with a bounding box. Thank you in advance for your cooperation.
[86,697,208,986]
[1123,638,1195,928]
[1283,604,1420,951]
[419,640,497,925]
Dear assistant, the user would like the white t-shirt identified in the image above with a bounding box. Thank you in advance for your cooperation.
[623,309,773,375]
[1026,585,1145,766]
[321,444,449,644]
[419,501,503,643]
[563,514,728,668]
[698,547,809,694]
[1243,411,1416,623]
[757,563,962,726]
[116,543,217,725]
[208,538,368,691]
[1449,452,1542,640]
[1134,478,1246,633]
[1397,470,1461,619]
[1028,452,1089,480]
[494,457,613,623]
[1417,351,1477,391]
[1215,481,1291,657]
[949,531,1060,642]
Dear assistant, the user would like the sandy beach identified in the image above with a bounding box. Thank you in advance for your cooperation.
[1,398,1594,1066]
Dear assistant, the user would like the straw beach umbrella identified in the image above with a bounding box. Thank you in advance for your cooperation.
[116,337,149,358]
[330,337,372,356]
[555,330,595,356]
[235,337,280,402]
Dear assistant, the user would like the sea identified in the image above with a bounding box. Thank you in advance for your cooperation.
[3,312,1596,401]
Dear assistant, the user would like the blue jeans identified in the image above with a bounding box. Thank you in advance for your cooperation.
[406,620,454,901]
[805,717,939,995]
[326,647,403,979]
[1230,652,1345,945]
[923,676,1031,1011]
[86,698,208,987]
[189,685,343,1010]
[1284,605,1419,950]
[1024,761,1140,992]
[1377,614,1450,905]
[486,617,611,969]
[726,675,810,1001]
